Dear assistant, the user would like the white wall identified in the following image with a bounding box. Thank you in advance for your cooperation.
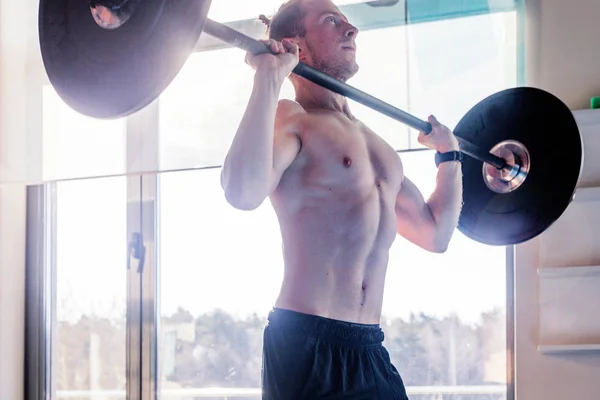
[0,0,40,399]
[514,111,600,400]
[514,1,600,399]
[0,186,26,400]
[523,0,600,110]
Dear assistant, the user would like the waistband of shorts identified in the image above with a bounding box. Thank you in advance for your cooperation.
[267,307,384,346]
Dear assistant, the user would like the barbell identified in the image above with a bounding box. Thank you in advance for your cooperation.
[38,0,584,246]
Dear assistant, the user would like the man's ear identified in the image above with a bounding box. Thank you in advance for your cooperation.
[285,37,306,60]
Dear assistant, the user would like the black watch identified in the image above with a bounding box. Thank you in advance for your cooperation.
[435,150,463,168]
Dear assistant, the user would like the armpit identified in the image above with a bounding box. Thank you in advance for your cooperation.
[275,100,306,142]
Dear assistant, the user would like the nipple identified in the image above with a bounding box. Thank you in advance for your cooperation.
[343,156,352,168]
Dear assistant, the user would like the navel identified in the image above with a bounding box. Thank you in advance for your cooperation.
[361,283,366,306]
[343,156,352,168]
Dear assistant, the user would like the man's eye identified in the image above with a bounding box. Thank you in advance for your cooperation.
[326,16,335,23]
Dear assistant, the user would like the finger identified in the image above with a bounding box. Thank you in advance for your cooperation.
[266,39,278,54]
[290,43,300,56]
[257,39,271,52]
[428,115,440,127]
[282,39,297,54]
[244,51,253,66]
[277,42,285,54]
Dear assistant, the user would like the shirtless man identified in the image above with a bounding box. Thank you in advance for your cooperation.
[221,0,463,398]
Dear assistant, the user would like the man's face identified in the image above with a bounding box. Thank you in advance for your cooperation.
[297,0,359,82]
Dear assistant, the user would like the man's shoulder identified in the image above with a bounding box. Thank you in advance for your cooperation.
[276,99,306,116]
[275,99,307,134]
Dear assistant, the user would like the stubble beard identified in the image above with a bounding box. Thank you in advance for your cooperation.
[307,42,359,82]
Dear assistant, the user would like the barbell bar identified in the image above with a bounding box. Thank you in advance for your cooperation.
[38,0,584,246]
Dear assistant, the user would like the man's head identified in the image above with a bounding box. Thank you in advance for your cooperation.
[261,0,359,82]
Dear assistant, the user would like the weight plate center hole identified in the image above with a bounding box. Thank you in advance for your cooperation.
[91,3,132,30]
[483,140,531,194]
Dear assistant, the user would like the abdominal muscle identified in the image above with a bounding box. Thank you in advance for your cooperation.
[270,179,398,325]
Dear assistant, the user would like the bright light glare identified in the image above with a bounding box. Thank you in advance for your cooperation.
[208,0,369,22]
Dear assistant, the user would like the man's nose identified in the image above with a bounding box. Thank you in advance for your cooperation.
[343,22,358,38]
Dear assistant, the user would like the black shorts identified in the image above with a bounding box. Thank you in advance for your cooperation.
[261,308,409,399]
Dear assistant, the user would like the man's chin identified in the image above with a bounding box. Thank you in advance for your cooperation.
[309,60,359,82]
[340,65,359,82]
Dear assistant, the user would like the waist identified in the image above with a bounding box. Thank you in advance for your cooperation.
[276,269,386,324]
[267,307,384,346]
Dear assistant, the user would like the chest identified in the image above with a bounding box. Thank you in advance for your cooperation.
[296,114,403,191]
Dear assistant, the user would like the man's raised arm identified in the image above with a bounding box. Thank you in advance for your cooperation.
[394,116,463,252]
[221,39,301,210]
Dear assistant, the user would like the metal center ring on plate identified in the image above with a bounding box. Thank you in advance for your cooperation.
[483,140,531,194]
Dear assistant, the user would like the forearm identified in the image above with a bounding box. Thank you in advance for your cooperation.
[221,71,284,207]
[426,160,463,247]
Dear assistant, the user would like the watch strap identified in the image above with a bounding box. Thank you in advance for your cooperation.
[435,150,463,167]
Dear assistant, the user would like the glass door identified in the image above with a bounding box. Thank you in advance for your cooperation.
[51,176,129,400]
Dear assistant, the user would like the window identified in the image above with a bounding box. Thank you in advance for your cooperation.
[53,177,128,400]
[158,169,279,394]
[38,85,130,400]
[158,48,296,171]
[28,2,519,400]
[405,11,518,146]
[42,85,126,181]
[207,0,373,23]
[158,9,517,171]
[158,23,412,171]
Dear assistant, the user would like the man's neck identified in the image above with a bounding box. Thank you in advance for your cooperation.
[294,79,354,120]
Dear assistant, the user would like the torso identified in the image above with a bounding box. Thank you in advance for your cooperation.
[270,103,404,324]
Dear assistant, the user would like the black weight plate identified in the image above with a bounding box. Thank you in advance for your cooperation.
[455,87,583,246]
[39,0,211,119]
